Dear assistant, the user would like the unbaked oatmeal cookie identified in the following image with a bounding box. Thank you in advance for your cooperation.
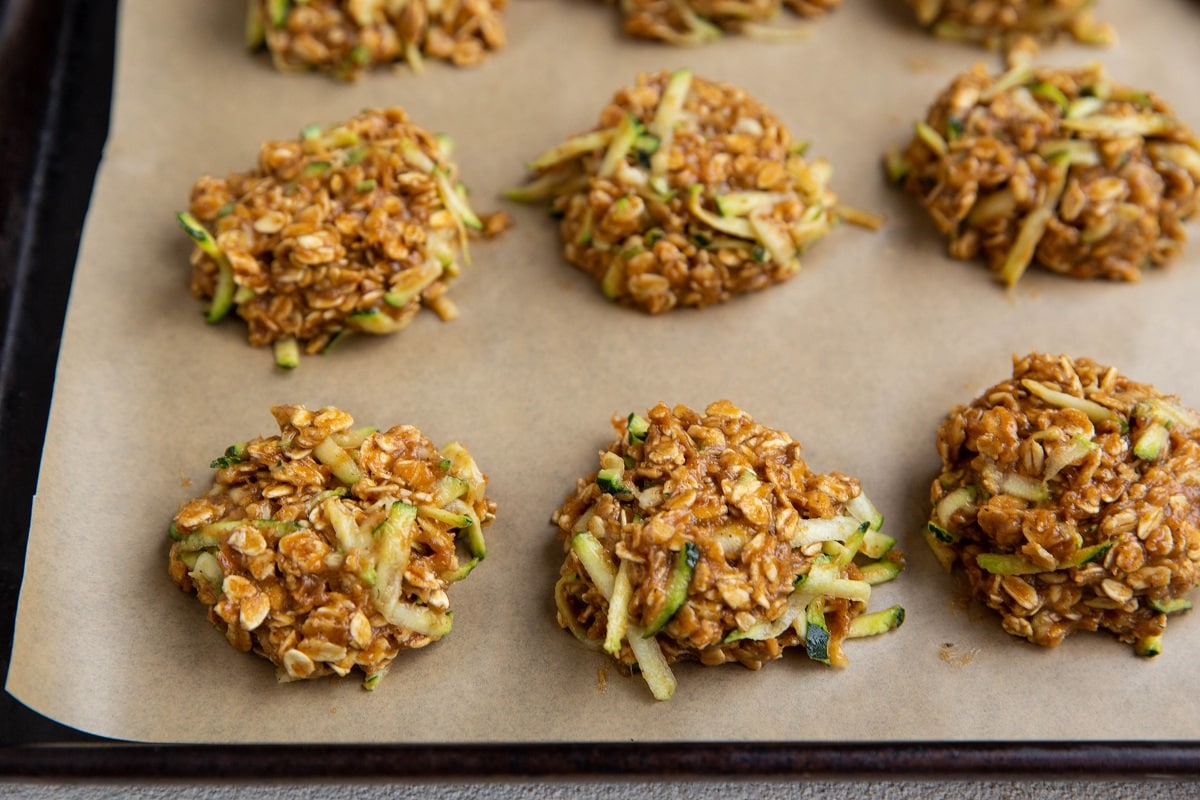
[906,0,1114,52]
[508,70,878,312]
[178,107,506,368]
[553,401,904,700]
[927,353,1200,655]
[168,404,495,688]
[602,0,841,45]
[887,61,1200,286]
[246,0,507,80]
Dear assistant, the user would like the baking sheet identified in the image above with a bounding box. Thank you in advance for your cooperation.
[7,0,1200,744]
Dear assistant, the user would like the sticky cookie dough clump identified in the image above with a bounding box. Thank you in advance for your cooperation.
[168,404,495,688]
[926,353,1200,655]
[246,0,507,80]
[887,61,1200,286]
[179,107,505,368]
[509,69,878,312]
[607,0,841,45]
[552,401,904,700]
[906,0,1114,51]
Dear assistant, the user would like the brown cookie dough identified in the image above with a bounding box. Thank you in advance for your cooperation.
[508,69,877,313]
[926,353,1200,655]
[179,107,505,368]
[906,0,1114,52]
[887,61,1200,285]
[552,401,904,700]
[168,404,495,688]
[605,0,841,44]
[246,0,506,80]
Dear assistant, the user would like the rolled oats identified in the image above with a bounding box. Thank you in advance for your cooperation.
[167,404,496,688]
[247,0,507,80]
[926,353,1200,656]
[179,107,506,368]
[509,70,877,313]
[887,61,1200,286]
[603,0,841,44]
[906,0,1114,53]
[552,401,904,700]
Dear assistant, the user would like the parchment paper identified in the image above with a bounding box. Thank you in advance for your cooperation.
[8,0,1200,744]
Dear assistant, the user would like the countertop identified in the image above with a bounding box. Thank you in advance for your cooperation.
[6,780,1200,798]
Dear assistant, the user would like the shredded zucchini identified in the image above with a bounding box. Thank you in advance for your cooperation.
[605,559,634,654]
[1020,378,1120,424]
[313,437,365,486]
[571,532,677,700]
[526,129,616,171]
[649,68,693,182]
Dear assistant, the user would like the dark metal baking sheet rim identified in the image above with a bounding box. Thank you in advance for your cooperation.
[2,0,1199,778]
[4,741,1200,780]
[0,0,117,749]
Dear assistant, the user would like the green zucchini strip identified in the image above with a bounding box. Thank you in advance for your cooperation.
[643,542,699,635]
[1135,397,1200,429]
[998,154,1069,287]
[1134,423,1170,461]
[188,551,223,595]
[571,532,616,599]
[1059,114,1175,137]
[1000,472,1049,502]
[435,171,483,232]
[572,532,676,700]
[605,559,634,654]
[1020,379,1119,424]
[686,185,754,239]
[176,211,236,323]
[313,436,365,486]
[503,170,589,204]
[324,496,370,553]
[379,602,452,637]
[598,114,642,179]
[804,596,831,665]
[1134,634,1162,657]
[975,540,1111,575]
[861,530,896,559]
[1150,597,1193,615]
[845,493,884,531]
[648,68,693,187]
[914,121,948,156]
[858,560,903,586]
[936,489,974,532]
[446,499,486,559]
[789,515,862,547]
[332,427,377,449]
[245,1,266,48]
[847,605,905,639]
[1043,434,1098,480]
[371,501,418,609]
[526,129,616,171]
[384,259,443,308]
[273,337,300,369]
[922,524,958,572]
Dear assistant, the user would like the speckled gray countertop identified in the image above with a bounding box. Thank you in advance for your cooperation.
[6,781,1200,798]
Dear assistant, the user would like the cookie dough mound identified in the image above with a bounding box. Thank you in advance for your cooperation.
[179,107,505,368]
[168,404,495,688]
[246,0,506,79]
[509,69,877,313]
[888,62,1200,286]
[907,0,1113,50]
[610,0,841,44]
[552,401,904,700]
[926,353,1200,655]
